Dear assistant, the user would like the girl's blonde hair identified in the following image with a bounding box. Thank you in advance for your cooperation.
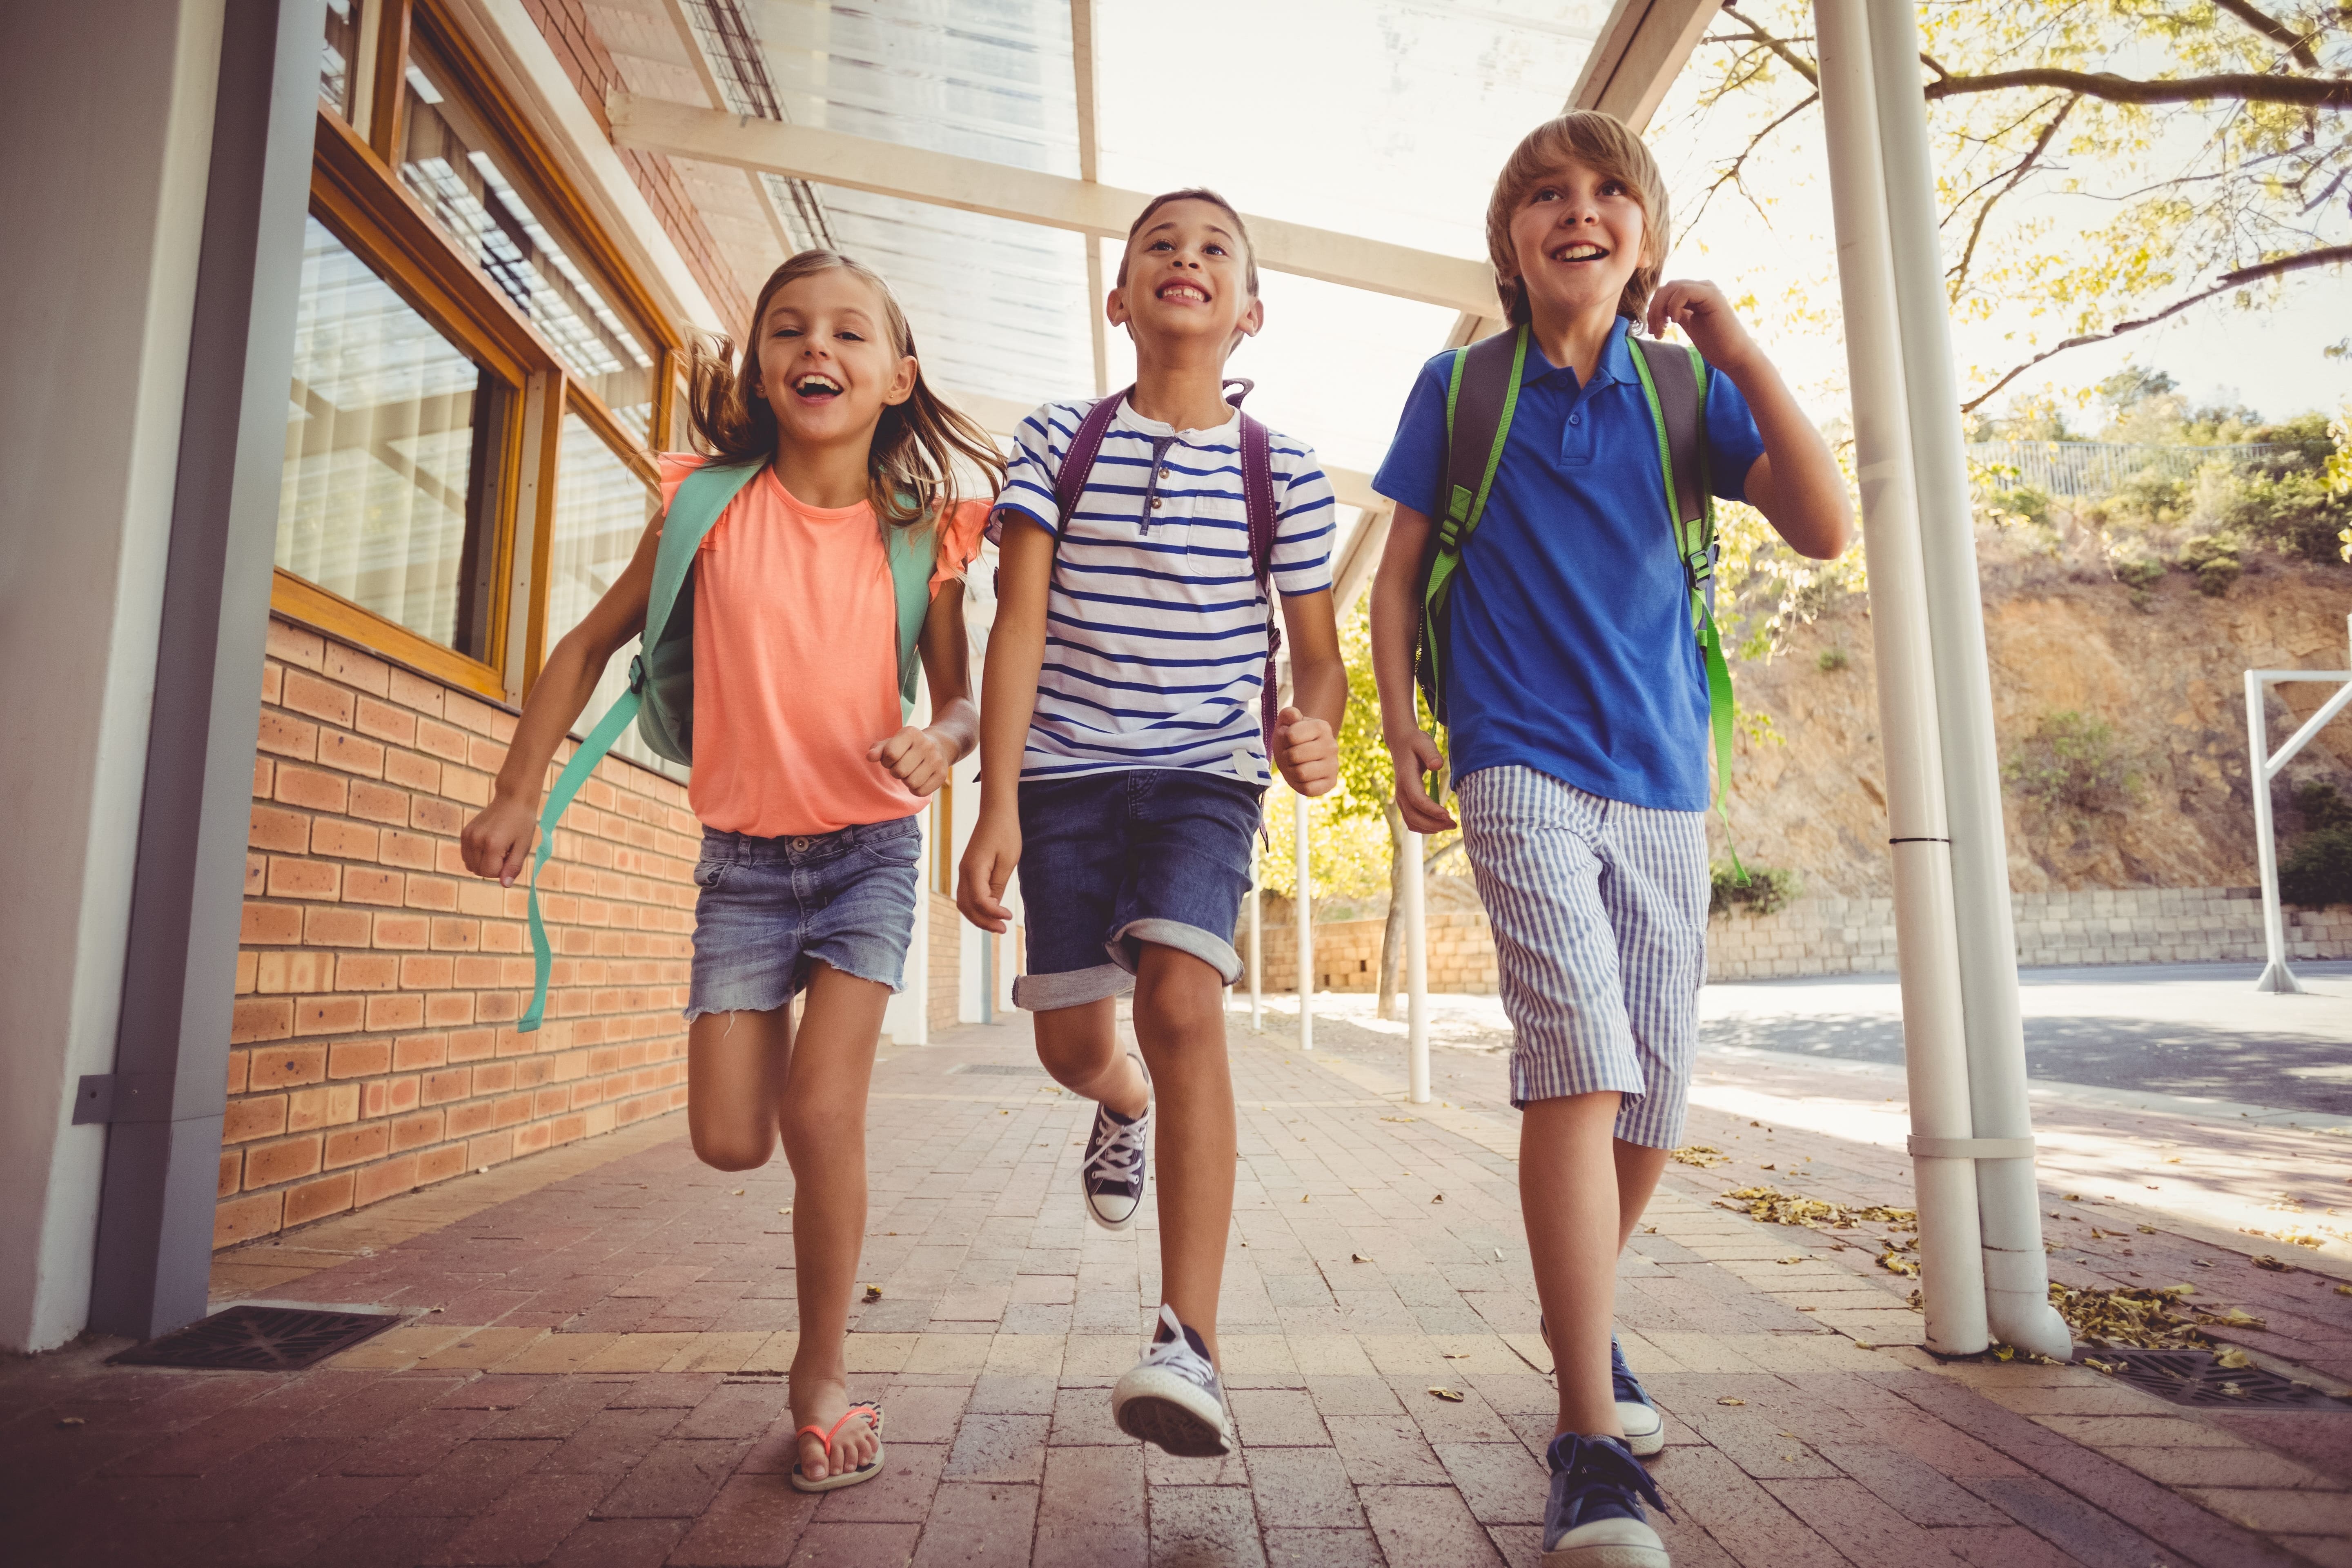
[686,250,1005,526]
[1484,112,1669,326]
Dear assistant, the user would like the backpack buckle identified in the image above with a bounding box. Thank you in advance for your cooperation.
[1684,546,1715,586]
[626,653,647,695]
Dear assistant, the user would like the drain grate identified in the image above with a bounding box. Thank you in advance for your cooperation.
[109,1305,401,1372]
[2079,1348,2350,1410]
[953,1063,1047,1076]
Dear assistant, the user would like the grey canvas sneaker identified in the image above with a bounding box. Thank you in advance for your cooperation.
[1110,1303,1232,1457]
[1080,1057,1150,1231]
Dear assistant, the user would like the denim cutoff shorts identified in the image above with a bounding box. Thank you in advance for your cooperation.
[685,816,922,1018]
[1011,767,1264,1011]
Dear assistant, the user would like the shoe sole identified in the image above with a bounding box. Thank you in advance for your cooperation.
[1540,1543,1668,1568]
[1111,1369,1231,1457]
[1618,1403,1664,1458]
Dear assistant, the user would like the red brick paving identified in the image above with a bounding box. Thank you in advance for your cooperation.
[2,1011,2348,1565]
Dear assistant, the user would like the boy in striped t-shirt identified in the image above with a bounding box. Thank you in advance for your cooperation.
[958,189,1348,1458]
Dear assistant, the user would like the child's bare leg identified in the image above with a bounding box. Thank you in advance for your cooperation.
[774,963,890,1482]
[686,1006,793,1171]
[1520,1091,1627,1439]
[1129,943,1235,1363]
[1613,1139,1670,1250]
[1033,998,1149,1117]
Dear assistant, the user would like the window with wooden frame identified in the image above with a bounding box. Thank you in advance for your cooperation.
[282,0,681,709]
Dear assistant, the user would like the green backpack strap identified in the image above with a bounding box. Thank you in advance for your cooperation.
[519,459,762,1034]
[1415,323,1528,731]
[1627,335,1741,866]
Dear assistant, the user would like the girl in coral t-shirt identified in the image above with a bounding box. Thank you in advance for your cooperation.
[462,251,999,1494]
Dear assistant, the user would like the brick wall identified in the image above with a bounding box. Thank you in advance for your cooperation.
[519,0,754,332]
[928,891,960,1036]
[220,616,694,1248]
[1249,888,2352,996]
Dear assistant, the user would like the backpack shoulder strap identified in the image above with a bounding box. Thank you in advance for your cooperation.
[1441,325,1528,552]
[1627,334,1710,567]
[882,514,939,719]
[643,460,764,659]
[1052,390,1132,525]
[1237,411,1281,765]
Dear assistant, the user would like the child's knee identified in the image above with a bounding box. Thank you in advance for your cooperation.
[1133,944,1227,1024]
[692,1126,774,1173]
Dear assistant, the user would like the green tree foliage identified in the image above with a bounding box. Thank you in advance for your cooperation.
[2281,783,2352,907]
[2002,711,2138,815]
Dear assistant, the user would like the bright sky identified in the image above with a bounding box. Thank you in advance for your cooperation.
[1073,5,2350,477]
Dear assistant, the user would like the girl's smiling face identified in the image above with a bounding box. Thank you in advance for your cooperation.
[1505,158,1648,325]
[750,267,917,449]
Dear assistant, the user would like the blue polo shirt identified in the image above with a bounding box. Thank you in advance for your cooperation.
[1371,317,1766,811]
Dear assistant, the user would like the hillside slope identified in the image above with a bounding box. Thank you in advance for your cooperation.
[1713,547,2352,895]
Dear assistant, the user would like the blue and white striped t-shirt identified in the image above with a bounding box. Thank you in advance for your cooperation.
[990,397,1337,782]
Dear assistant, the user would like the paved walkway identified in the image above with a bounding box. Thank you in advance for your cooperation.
[7,1006,2352,1567]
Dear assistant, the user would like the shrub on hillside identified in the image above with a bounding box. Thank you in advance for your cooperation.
[2003,712,2136,815]
[1711,863,1800,918]
[2281,828,2352,909]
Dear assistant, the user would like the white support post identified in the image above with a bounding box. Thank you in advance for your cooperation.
[1401,828,1429,1104]
[1295,791,1313,1051]
[1817,2,1989,1356]
[1851,1,2070,1361]
[2246,614,2352,994]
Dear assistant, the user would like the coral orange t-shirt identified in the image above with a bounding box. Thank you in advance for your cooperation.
[657,454,984,838]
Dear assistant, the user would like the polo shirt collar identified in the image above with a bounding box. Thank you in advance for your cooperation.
[1519,315,1637,392]
[1117,397,1239,445]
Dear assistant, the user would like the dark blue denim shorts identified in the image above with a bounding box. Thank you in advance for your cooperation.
[685,816,922,1017]
[1012,768,1264,1011]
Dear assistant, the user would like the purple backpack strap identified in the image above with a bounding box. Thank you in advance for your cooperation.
[1053,386,1133,522]
[1235,403,1282,768]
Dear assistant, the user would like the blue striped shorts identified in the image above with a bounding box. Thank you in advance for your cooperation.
[1455,766,1708,1147]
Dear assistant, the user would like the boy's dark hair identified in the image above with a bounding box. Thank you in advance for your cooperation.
[1116,188,1260,298]
[1485,112,1669,325]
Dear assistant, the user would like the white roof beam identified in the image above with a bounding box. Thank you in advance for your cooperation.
[607,94,1499,316]
[1567,0,1719,132]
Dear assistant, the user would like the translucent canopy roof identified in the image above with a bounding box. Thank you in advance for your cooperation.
[587,0,1602,477]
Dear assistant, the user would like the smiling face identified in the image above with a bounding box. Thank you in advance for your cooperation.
[1504,158,1650,329]
[747,265,918,451]
[1108,197,1264,359]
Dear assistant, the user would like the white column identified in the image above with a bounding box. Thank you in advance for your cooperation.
[1401,828,1429,1104]
[1861,2,2070,1359]
[2249,671,2299,993]
[1816,0,1989,1356]
[1295,791,1313,1051]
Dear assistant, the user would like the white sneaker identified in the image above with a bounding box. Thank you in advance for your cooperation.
[1111,1304,1232,1457]
[1080,1065,1149,1232]
[1544,1316,1665,1459]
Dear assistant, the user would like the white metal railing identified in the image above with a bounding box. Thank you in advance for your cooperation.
[1965,439,2283,498]
[2245,613,2352,994]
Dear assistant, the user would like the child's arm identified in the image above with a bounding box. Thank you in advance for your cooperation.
[868,584,978,795]
[1368,503,1457,834]
[461,510,661,886]
[1274,592,1345,796]
[1647,281,1852,561]
[956,517,1051,933]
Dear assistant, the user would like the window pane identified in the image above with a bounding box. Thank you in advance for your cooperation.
[321,0,359,119]
[400,31,658,438]
[546,414,664,769]
[280,214,508,659]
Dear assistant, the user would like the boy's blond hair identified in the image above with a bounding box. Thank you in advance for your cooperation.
[1484,112,1668,326]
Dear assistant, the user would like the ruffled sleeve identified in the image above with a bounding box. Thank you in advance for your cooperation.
[931,498,990,592]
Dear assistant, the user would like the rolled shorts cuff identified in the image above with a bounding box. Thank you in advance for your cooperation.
[682,951,908,1022]
[1112,918,1242,985]
[1012,962,1134,1012]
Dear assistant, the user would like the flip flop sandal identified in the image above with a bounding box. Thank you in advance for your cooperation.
[788,1401,886,1493]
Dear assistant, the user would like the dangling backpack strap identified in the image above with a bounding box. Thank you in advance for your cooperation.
[1627,335,1741,864]
[1415,324,1527,740]
[519,459,762,1033]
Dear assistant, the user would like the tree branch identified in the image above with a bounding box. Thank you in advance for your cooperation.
[1716,12,1820,87]
[1948,95,2080,297]
[1962,244,2352,412]
[2210,0,2324,69]
[1925,67,2350,110]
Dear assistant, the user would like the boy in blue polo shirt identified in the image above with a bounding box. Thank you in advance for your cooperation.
[1368,114,1849,1565]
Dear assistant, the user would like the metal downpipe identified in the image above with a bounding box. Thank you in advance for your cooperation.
[1863,4,2072,1359]
[1814,1,1988,1356]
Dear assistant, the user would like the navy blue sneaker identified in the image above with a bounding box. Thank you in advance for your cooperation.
[1611,1335,1664,1458]
[1540,1316,1665,1459]
[1541,1432,1670,1567]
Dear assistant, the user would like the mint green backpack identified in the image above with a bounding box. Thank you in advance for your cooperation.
[519,460,939,1032]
